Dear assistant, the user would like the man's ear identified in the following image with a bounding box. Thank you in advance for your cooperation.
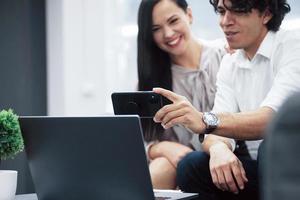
[263,9,273,25]
[187,7,193,24]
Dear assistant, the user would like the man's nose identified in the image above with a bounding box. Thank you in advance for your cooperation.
[220,11,235,26]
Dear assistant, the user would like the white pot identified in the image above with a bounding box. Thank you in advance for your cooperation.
[0,170,17,200]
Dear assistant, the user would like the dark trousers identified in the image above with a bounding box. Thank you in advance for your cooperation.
[176,145,262,200]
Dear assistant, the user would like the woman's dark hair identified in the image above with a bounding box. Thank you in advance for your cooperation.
[209,0,291,32]
[137,0,188,141]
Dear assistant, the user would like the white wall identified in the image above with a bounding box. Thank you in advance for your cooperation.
[47,0,128,115]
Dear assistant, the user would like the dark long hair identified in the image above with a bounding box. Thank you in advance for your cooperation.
[209,0,291,32]
[137,0,188,141]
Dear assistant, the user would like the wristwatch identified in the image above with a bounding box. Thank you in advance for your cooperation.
[202,112,219,134]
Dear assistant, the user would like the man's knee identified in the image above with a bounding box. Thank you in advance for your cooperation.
[177,151,209,174]
[176,151,210,191]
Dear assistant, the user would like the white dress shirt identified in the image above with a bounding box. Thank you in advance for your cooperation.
[212,29,300,159]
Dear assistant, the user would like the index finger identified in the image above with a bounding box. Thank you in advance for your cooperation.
[153,87,181,102]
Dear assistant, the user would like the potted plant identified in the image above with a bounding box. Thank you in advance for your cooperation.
[0,109,24,200]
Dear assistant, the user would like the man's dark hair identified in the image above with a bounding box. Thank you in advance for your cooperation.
[209,0,291,32]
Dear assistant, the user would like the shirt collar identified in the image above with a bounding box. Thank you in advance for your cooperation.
[234,31,275,69]
[256,31,275,59]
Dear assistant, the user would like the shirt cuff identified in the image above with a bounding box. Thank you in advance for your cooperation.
[228,138,236,152]
[203,134,236,151]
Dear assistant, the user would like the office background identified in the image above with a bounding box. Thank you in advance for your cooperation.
[0,0,299,194]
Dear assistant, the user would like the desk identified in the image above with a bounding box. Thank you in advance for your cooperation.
[16,194,37,200]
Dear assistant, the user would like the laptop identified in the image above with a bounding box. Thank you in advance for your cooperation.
[19,116,198,200]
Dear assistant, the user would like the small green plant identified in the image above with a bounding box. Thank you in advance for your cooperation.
[0,109,24,160]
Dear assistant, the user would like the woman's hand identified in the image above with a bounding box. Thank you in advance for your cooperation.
[209,142,248,194]
[153,88,205,134]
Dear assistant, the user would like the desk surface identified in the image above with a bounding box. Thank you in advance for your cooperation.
[16,194,37,200]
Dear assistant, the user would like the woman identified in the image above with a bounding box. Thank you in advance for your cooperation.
[137,0,225,189]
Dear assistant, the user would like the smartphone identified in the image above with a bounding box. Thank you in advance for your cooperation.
[111,91,171,118]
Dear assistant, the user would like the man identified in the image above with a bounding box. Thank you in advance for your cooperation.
[152,0,300,199]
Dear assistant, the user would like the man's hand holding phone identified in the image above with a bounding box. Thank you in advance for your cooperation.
[153,88,205,134]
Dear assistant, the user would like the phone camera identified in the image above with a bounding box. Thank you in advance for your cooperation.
[149,95,159,104]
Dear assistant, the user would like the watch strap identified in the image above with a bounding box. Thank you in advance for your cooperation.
[202,126,216,135]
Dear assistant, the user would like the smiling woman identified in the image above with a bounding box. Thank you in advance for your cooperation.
[151,0,194,60]
[136,0,226,190]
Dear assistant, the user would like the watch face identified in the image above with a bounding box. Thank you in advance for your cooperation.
[204,113,219,126]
